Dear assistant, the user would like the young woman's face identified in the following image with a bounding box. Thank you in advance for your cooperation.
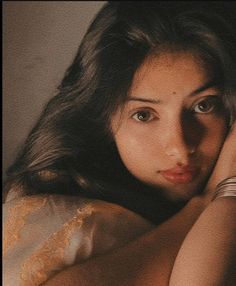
[111,51,228,201]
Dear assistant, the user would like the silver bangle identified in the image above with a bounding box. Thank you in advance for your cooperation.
[212,176,236,201]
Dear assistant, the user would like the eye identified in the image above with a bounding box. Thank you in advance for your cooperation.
[132,110,156,122]
[192,96,222,114]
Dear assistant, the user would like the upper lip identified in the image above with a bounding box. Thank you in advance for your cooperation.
[161,165,198,174]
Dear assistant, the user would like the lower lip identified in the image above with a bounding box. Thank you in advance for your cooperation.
[160,170,197,184]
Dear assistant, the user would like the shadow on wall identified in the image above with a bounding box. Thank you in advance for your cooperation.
[3,1,106,181]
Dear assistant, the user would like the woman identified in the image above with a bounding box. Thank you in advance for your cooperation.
[3,2,236,285]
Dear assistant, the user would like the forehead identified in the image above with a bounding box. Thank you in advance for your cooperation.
[129,51,213,97]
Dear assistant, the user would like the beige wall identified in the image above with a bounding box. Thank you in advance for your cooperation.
[3,1,106,179]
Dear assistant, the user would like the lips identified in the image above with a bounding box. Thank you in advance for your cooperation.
[160,166,199,184]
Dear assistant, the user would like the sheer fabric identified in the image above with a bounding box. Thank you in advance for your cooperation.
[3,193,153,285]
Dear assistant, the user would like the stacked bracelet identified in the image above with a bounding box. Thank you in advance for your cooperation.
[212,176,236,201]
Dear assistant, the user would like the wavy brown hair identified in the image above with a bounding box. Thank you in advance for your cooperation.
[4,1,236,224]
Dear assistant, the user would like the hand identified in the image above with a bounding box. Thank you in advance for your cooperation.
[203,122,236,202]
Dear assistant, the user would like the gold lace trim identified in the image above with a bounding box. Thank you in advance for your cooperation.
[20,208,92,286]
[3,196,48,256]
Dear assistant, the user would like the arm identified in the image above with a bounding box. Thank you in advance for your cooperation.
[169,124,236,286]
[169,197,236,286]
[43,196,205,286]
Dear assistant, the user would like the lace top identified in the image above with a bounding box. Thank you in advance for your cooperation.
[3,193,153,285]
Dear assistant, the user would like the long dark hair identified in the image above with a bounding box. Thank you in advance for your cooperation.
[4,1,236,223]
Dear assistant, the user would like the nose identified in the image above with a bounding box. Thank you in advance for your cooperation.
[163,119,197,165]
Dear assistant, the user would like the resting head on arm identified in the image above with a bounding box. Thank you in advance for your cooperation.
[202,122,236,203]
[169,124,236,286]
[4,2,236,219]
[3,2,236,286]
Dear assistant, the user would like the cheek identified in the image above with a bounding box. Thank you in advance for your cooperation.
[114,128,162,171]
[199,118,228,160]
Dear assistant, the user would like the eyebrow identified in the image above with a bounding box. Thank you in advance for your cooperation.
[189,80,220,97]
[126,97,161,104]
[126,80,220,104]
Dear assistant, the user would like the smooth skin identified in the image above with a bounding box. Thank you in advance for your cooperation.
[112,51,228,202]
[170,123,236,285]
[44,52,236,285]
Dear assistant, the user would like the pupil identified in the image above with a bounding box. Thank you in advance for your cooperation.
[138,112,148,120]
[199,101,210,111]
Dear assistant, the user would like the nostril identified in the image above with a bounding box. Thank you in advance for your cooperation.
[164,141,196,165]
[164,116,199,161]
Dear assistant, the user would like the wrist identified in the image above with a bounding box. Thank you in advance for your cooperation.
[212,176,236,201]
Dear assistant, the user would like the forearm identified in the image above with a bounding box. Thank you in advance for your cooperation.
[43,197,205,286]
[170,197,236,286]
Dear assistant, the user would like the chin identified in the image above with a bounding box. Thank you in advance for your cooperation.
[173,181,209,202]
[163,191,194,202]
[155,180,205,202]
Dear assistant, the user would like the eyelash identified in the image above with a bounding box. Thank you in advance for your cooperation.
[131,109,158,123]
[191,96,223,114]
[130,96,223,123]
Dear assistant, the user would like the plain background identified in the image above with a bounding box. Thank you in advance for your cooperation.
[3,1,106,180]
